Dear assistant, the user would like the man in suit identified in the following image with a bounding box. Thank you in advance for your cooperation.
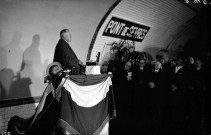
[167,58,187,135]
[186,59,206,135]
[143,61,167,135]
[109,61,134,134]
[36,29,84,134]
[53,29,83,74]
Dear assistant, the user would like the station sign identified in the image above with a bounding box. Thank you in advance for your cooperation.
[103,16,150,42]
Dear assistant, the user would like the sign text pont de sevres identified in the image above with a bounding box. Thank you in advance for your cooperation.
[103,16,150,42]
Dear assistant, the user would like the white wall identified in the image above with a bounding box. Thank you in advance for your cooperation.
[1,0,209,100]
[0,0,116,100]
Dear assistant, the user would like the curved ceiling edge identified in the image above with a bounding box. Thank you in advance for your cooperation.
[86,0,121,61]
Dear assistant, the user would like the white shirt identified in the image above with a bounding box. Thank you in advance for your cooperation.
[155,69,159,73]
[175,66,182,73]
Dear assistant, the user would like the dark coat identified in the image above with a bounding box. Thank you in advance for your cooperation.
[53,39,79,69]
[145,68,167,108]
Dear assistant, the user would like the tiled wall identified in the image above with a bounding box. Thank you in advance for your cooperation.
[0,97,40,133]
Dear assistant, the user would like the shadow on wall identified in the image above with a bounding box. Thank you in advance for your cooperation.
[0,33,48,100]
[4,32,23,74]
[0,31,30,100]
[20,34,48,97]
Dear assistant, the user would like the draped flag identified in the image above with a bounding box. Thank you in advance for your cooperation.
[58,74,114,134]
[23,74,115,135]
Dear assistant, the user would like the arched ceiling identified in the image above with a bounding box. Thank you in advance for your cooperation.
[88,0,210,62]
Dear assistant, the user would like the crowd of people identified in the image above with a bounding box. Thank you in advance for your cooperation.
[101,46,210,135]
[46,28,210,134]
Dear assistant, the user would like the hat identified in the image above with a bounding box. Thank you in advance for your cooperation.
[46,62,63,76]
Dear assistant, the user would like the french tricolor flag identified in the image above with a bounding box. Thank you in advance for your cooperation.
[29,74,116,135]
[58,75,115,134]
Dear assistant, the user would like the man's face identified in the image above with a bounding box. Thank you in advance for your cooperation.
[154,62,161,70]
[63,31,72,43]
[188,57,194,64]
[160,58,165,65]
[139,60,145,68]
[124,62,132,71]
[101,64,108,73]
[170,60,176,67]
[129,47,134,53]
[195,60,202,69]
[176,59,183,66]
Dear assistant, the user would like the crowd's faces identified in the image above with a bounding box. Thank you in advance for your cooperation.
[154,61,162,70]
[195,60,202,69]
[129,47,135,53]
[176,59,183,67]
[159,58,165,65]
[101,64,108,74]
[168,58,176,67]
[139,60,145,68]
[188,57,194,65]
[124,61,132,71]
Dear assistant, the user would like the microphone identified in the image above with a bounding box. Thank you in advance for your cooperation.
[96,52,100,65]
[60,69,71,77]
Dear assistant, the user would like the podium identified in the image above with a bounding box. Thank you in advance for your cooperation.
[8,74,116,135]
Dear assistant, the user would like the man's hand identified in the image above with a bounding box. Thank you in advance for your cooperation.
[171,84,177,91]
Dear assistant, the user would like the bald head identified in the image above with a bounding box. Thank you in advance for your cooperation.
[60,29,72,43]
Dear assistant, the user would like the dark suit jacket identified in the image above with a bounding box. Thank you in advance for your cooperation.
[145,68,167,107]
[170,66,186,91]
[53,39,79,69]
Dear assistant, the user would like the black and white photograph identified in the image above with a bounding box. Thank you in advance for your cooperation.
[0,0,210,134]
